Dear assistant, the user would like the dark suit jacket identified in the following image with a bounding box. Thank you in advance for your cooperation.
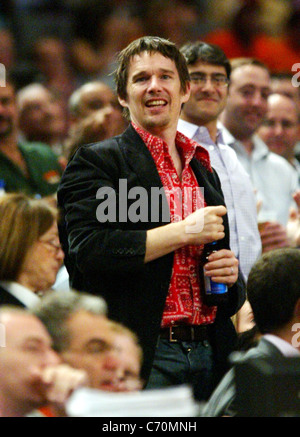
[202,338,286,417]
[57,125,246,382]
[0,284,25,308]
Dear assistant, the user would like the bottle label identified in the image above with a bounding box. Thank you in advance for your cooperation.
[204,275,228,295]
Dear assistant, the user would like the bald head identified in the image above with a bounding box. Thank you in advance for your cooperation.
[257,93,300,162]
[69,82,121,121]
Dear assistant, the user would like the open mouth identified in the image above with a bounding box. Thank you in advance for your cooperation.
[145,99,167,108]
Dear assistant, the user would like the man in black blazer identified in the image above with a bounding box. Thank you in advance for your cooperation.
[57,36,245,401]
[203,248,300,416]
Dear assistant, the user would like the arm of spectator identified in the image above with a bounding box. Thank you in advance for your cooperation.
[259,221,290,253]
[29,364,88,410]
[287,190,300,248]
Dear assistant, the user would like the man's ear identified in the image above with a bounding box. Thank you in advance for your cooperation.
[118,96,128,109]
[182,81,191,104]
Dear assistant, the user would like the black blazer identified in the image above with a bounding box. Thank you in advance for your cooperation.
[0,284,25,308]
[203,338,286,417]
[58,125,246,382]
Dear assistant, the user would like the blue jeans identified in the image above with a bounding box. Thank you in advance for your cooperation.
[146,338,214,402]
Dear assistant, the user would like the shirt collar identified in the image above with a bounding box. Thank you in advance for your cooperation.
[0,281,40,308]
[263,334,300,357]
[132,122,212,172]
[218,123,269,159]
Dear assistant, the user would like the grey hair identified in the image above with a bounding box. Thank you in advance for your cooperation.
[68,87,83,117]
[31,289,107,352]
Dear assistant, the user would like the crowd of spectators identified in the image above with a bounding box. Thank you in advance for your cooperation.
[0,0,300,418]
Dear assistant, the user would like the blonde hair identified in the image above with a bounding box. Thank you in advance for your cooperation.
[0,193,58,281]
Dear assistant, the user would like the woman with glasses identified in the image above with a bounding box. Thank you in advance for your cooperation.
[0,193,64,308]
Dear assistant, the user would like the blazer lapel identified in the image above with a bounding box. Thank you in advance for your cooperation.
[120,125,164,193]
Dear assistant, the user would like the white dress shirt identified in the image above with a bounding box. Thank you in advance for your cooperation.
[0,281,40,308]
[221,126,299,226]
[178,119,262,281]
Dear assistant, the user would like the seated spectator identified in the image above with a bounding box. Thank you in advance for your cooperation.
[257,93,300,178]
[31,36,80,107]
[33,290,143,396]
[0,193,64,308]
[202,248,300,417]
[271,72,300,113]
[64,81,127,160]
[0,27,15,72]
[17,83,68,159]
[107,321,143,392]
[0,306,87,417]
[0,75,63,197]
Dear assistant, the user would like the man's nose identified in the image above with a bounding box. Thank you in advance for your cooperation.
[273,122,285,136]
[201,78,215,92]
[148,75,162,92]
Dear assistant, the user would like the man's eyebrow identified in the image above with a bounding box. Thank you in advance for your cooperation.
[84,338,111,348]
[131,68,175,80]
[22,337,48,347]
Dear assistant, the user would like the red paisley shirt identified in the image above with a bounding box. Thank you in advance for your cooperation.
[133,123,217,327]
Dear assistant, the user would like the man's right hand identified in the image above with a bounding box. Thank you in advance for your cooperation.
[145,205,227,263]
[184,205,226,245]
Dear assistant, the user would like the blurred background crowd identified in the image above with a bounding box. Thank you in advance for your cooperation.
[1,0,300,417]
[1,0,300,98]
[0,0,299,164]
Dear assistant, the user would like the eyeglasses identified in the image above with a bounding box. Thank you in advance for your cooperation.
[39,240,63,254]
[189,73,229,88]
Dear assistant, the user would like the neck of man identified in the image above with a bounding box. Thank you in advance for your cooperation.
[286,151,296,166]
[0,132,19,155]
[0,133,30,175]
[271,321,300,354]
[17,274,38,294]
[220,113,255,155]
[133,119,183,177]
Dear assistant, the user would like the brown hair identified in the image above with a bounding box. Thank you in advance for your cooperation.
[114,36,190,119]
[0,193,58,281]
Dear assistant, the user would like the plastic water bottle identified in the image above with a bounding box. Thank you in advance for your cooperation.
[0,179,5,196]
[202,241,228,306]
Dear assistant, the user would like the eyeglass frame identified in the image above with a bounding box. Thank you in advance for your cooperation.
[38,239,63,254]
[189,72,230,88]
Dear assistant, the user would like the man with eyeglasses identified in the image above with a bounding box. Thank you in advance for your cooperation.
[178,41,261,282]
[219,58,299,253]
